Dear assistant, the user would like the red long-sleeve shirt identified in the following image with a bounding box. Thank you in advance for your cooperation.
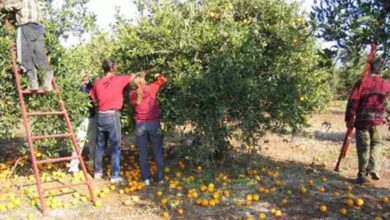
[345,75,390,129]
[90,74,132,111]
[129,76,167,122]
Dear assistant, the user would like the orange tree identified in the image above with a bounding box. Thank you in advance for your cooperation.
[112,0,333,165]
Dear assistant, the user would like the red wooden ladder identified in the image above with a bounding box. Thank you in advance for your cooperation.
[8,44,95,214]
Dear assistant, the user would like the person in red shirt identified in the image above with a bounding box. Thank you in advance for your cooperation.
[89,59,132,184]
[129,72,167,185]
[345,57,390,184]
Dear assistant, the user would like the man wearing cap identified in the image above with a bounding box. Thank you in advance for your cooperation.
[345,57,390,184]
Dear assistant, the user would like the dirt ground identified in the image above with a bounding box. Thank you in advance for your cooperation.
[0,101,389,220]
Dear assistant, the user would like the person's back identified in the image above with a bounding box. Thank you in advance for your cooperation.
[1,0,41,26]
[129,75,167,122]
[353,75,390,129]
[91,74,131,111]
[129,73,167,185]
[345,57,390,184]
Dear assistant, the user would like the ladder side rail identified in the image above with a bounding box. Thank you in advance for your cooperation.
[52,80,95,202]
[9,45,47,213]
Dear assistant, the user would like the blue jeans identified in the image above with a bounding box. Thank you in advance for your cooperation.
[136,121,164,182]
[95,111,121,178]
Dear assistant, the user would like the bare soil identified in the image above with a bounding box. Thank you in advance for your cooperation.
[0,101,389,220]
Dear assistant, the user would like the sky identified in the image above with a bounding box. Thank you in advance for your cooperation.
[86,0,138,31]
[87,0,314,31]
[61,0,315,47]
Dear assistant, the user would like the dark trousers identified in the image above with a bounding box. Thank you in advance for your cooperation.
[17,24,52,85]
[355,125,383,177]
[135,121,164,182]
[94,111,121,178]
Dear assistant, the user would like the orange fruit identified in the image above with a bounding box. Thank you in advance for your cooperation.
[319,205,327,212]
[339,208,347,215]
[201,199,209,207]
[160,198,168,206]
[258,213,266,219]
[245,216,254,220]
[162,211,170,219]
[274,209,282,218]
[223,190,230,197]
[213,192,220,199]
[345,199,354,207]
[355,198,364,207]
[381,196,389,204]
[246,194,253,201]
[94,200,103,207]
[177,208,184,215]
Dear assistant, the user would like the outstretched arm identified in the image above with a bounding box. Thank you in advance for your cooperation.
[150,73,168,93]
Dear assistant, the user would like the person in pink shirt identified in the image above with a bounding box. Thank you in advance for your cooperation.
[129,72,167,185]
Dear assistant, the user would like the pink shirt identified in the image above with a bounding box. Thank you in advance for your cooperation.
[90,74,132,111]
[129,76,167,122]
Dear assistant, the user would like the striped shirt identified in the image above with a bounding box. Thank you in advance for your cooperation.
[1,0,41,26]
[345,75,390,129]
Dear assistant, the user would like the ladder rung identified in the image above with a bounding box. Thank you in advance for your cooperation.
[21,89,59,95]
[31,133,72,140]
[27,111,65,116]
[37,156,80,165]
[43,181,89,192]
[21,89,47,94]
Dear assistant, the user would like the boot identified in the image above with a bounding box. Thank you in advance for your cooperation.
[370,172,380,181]
[43,70,53,91]
[26,69,39,91]
[356,175,369,185]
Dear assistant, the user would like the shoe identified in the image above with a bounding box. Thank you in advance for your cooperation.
[144,179,151,186]
[111,176,126,184]
[68,166,80,173]
[94,172,103,180]
[43,71,53,91]
[43,83,53,92]
[27,80,39,91]
[356,176,369,185]
[370,172,380,181]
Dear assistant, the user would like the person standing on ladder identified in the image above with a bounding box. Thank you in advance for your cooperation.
[0,0,53,91]
[345,57,390,184]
